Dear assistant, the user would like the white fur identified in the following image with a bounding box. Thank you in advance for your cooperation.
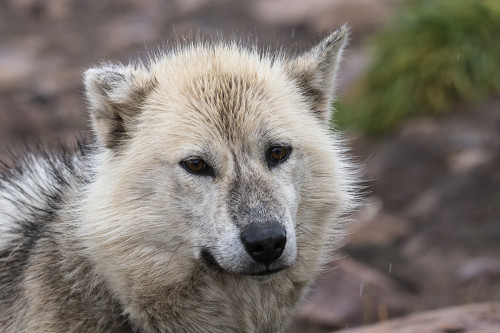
[1,27,358,333]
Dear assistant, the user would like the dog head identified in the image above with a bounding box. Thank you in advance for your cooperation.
[81,27,354,289]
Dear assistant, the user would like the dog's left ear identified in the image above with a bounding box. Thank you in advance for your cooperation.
[84,64,155,150]
[286,25,349,125]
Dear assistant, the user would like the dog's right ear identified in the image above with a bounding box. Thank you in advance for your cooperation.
[286,26,349,126]
[84,64,155,150]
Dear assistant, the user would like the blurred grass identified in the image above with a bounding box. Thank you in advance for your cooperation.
[335,0,500,136]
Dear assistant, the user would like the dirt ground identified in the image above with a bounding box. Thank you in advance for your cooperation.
[1,0,499,331]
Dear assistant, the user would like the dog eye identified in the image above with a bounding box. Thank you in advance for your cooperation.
[181,158,213,176]
[267,145,291,166]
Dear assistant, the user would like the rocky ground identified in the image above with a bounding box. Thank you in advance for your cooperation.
[1,0,499,331]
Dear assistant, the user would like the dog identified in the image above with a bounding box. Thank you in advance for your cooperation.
[0,26,357,332]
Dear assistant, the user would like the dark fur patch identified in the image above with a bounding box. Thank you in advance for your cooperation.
[294,72,328,117]
[227,153,284,229]
[286,26,349,124]
[90,69,158,151]
[0,143,136,331]
[188,72,270,144]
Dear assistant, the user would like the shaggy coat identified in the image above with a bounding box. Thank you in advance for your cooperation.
[0,27,356,332]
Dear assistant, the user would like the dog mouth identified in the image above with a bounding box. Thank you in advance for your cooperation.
[200,249,224,272]
[251,267,287,276]
[200,249,287,277]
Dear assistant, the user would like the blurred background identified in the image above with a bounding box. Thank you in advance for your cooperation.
[0,0,499,331]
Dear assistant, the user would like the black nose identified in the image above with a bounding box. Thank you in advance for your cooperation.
[241,222,287,266]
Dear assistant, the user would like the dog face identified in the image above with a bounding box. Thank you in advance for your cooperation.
[81,28,354,290]
[137,58,306,278]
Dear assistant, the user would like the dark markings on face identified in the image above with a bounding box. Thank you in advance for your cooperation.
[227,151,284,229]
[189,72,271,144]
[179,69,290,229]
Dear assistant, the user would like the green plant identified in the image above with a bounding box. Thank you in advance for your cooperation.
[335,0,500,135]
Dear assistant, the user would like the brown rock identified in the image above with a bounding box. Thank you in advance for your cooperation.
[337,302,500,333]
[348,201,410,247]
[45,0,71,20]
[458,257,500,283]
[286,258,413,332]
[0,49,36,89]
[172,0,215,15]
[100,13,160,53]
[251,0,393,34]
[447,148,491,173]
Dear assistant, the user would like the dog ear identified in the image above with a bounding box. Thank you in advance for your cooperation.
[287,25,349,125]
[84,64,155,150]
